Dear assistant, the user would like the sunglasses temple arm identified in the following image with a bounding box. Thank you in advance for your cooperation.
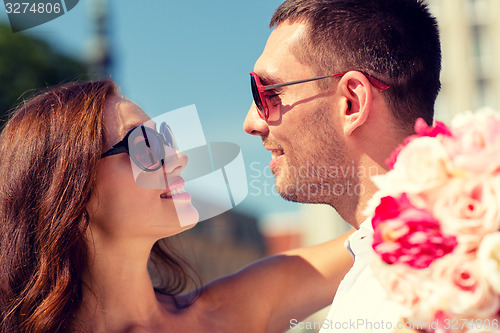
[101,142,127,158]
[263,74,344,91]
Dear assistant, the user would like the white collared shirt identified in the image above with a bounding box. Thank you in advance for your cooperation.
[319,221,406,333]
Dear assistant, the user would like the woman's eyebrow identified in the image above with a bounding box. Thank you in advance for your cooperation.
[120,121,157,137]
[120,122,142,137]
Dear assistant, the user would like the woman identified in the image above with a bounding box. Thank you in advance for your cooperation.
[0,80,353,333]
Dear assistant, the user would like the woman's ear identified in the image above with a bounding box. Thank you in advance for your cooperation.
[338,71,374,136]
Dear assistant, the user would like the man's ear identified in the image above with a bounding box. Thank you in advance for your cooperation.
[338,71,374,136]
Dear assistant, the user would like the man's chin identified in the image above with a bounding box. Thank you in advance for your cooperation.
[275,181,327,204]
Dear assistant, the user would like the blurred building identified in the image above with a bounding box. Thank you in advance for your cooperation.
[87,0,113,76]
[429,0,500,121]
[260,211,303,255]
[177,209,267,286]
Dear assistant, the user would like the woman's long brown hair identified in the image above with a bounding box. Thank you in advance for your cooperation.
[0,81,199,332]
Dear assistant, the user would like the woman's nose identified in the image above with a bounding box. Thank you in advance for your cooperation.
[162,148,188,176]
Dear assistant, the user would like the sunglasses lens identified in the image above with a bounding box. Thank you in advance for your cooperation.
[128,127,164,171]
[250,74,266,119]
[160,122,177,150]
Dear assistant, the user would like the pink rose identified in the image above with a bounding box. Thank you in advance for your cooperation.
[415,118,452,138]
[451,108,500,143]
[372,194,457,269]
[444,109,500,174]
[386,118,452,169]
[428,251,499,319]
[431,177,500,248]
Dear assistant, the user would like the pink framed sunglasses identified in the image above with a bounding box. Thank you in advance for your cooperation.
[249,71,390,120]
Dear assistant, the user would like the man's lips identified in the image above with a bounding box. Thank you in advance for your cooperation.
[265,146,285,170]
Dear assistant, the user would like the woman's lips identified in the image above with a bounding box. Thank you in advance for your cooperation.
[160,178,191,199]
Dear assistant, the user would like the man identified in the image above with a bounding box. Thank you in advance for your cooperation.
[244,0,441,331]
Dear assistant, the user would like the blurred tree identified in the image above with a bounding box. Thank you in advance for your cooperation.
[0,23,88,129]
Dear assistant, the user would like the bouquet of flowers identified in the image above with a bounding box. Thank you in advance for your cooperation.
[368,108,500,333]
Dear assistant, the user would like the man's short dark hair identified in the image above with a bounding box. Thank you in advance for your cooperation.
[271,0,441,130]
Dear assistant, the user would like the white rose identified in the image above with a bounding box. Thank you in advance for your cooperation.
[451,107,499,129]
[477,232,500,294]
[373,137,451,195]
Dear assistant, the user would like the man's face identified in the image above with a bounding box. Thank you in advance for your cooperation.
[244,21,354,205]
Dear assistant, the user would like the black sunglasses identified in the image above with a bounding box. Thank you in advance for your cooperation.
[101,122,177,172]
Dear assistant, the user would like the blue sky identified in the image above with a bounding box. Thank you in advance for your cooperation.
[0,0,303,219]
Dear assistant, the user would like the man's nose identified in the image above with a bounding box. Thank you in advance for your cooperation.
[243,102,269,136]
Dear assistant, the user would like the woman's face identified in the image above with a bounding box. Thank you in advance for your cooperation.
[87,95,198,242]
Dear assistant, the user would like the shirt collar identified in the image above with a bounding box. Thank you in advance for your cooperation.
[344,219,373,258]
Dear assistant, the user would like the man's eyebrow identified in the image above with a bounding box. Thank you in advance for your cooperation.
[258,72,284,86]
